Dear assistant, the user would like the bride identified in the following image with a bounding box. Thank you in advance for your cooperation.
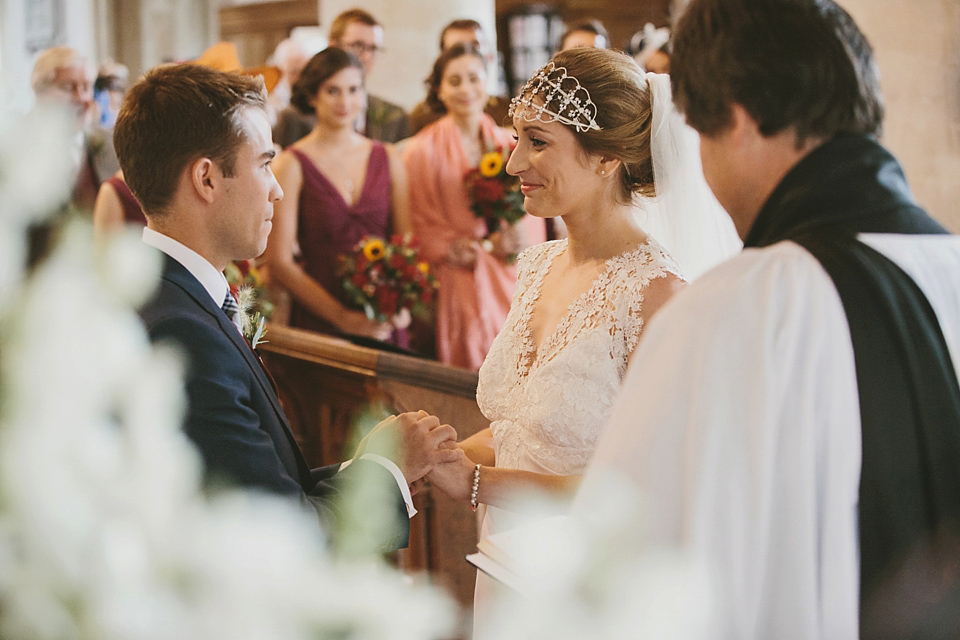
[425,48,741,630]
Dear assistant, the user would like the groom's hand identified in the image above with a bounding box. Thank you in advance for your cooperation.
[357,411,459,484]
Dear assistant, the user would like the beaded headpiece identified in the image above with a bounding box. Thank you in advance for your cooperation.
[508,61,602,133]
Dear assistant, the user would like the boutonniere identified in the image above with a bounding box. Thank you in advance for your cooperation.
[249,313,268,350]
[236,286,268,349]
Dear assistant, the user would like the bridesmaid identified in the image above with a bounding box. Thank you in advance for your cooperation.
[403,43,546,370]
[265,47,412,343]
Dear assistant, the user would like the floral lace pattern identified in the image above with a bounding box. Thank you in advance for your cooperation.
[477,238,682,476]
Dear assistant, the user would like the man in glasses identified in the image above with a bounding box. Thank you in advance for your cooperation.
[328,8,409,143]
[31,46,119,212]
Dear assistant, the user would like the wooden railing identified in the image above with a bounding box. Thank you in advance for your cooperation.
[258,325,488,608]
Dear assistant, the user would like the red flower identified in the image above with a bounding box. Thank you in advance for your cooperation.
[377,287,400,317]
[474,177,506,203]
[389,253,407,269]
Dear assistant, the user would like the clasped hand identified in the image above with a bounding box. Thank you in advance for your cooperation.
[354,410,459,494]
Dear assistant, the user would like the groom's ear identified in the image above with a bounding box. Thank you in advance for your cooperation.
[190,157,218,205]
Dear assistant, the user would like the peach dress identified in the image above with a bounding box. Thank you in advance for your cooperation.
[403,114,546,370]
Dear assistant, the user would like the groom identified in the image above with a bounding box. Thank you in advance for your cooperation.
[114,63,458,550]
[577,0,960,637]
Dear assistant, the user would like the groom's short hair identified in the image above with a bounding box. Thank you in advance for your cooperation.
[113,63,267,216]
[670,0,884,145]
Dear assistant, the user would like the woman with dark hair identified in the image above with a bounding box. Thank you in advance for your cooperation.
[265,47,411,342]
[402,43,546,370]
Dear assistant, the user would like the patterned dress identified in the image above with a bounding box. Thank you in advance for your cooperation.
[473,237,683,626]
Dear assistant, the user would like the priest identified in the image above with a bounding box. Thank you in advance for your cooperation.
[576,0,960,638]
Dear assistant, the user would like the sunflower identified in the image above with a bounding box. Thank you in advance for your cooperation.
[362,238,386,261]
[479,151,504,177]
[417,261,430,275]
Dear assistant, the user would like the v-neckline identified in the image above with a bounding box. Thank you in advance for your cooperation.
[296,143,374,209]
[520,240,650,374]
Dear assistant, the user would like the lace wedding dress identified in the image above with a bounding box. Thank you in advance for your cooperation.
[472,237,683,626]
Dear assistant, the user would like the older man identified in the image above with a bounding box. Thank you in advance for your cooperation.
[31,46,119,211]
[577,0,960,638]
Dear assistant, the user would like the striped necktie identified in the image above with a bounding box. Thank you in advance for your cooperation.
[221,290,240,322]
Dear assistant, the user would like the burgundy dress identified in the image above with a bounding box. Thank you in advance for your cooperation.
[288,144,407,347]
[106,175,146,226]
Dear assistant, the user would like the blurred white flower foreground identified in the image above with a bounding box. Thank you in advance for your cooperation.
[0,102,455,640]
[477,478,720,640]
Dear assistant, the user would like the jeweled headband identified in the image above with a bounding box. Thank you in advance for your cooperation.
[508,61,602,133]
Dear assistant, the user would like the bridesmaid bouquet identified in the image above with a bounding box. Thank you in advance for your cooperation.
[464,148,526,236]
[339,234,438,324]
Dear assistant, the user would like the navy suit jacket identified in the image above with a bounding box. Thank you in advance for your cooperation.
[140,254,409,548]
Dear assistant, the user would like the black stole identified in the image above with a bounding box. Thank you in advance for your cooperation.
[743,135,960,628]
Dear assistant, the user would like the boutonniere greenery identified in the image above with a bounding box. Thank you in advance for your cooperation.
[236,286,268,349]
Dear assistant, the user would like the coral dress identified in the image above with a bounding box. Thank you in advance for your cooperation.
[288,143,405,347]
[402,115,546,370]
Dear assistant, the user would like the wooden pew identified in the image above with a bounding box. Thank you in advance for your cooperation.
[258,325,488,608]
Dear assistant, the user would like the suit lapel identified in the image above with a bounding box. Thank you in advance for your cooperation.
[160,256,302,455]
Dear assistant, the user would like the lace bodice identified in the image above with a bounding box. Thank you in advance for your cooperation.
[476,239,683,476]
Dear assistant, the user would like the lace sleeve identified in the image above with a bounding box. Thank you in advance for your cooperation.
[611,244,685,375]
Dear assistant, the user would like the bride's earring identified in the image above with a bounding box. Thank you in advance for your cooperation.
[601,170,606,175]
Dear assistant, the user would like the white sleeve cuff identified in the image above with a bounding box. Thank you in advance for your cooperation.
[339,454,417,518]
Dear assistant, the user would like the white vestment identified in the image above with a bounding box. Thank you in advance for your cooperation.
[577,233,960,639]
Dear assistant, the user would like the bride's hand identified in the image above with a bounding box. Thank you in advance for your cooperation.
[427,447,476,502]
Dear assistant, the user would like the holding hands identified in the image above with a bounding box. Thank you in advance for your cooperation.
[356,410,459,493]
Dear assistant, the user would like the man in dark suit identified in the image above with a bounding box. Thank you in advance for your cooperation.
[113,63,456,549]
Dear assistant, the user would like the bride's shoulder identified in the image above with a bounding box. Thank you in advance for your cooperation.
[517,238,565,268]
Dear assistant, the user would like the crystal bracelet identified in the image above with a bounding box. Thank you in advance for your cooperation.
[470,463,481,511]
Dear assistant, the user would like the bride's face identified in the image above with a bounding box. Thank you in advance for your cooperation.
[507,112,605,219]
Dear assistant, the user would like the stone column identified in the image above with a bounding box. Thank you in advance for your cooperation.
[319,0,497,110]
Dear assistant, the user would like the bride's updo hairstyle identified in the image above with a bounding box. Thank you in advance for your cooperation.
[515,48,655,204]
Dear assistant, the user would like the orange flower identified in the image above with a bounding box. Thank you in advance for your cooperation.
[479,151,504,177]
[362,238,386,261]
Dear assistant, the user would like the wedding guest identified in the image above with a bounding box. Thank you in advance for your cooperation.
[264,47,412,344]
[93,60,128,128]
[576,0,960,637]
[115,62,457,548]
[402,43,548,370]
[327,8,408,143]
[558,19,610,51]
[628,23,671,74]
[408,19,510,136]
[423,47,740,634]
[31,46,119,212]
[271,35,324,148]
